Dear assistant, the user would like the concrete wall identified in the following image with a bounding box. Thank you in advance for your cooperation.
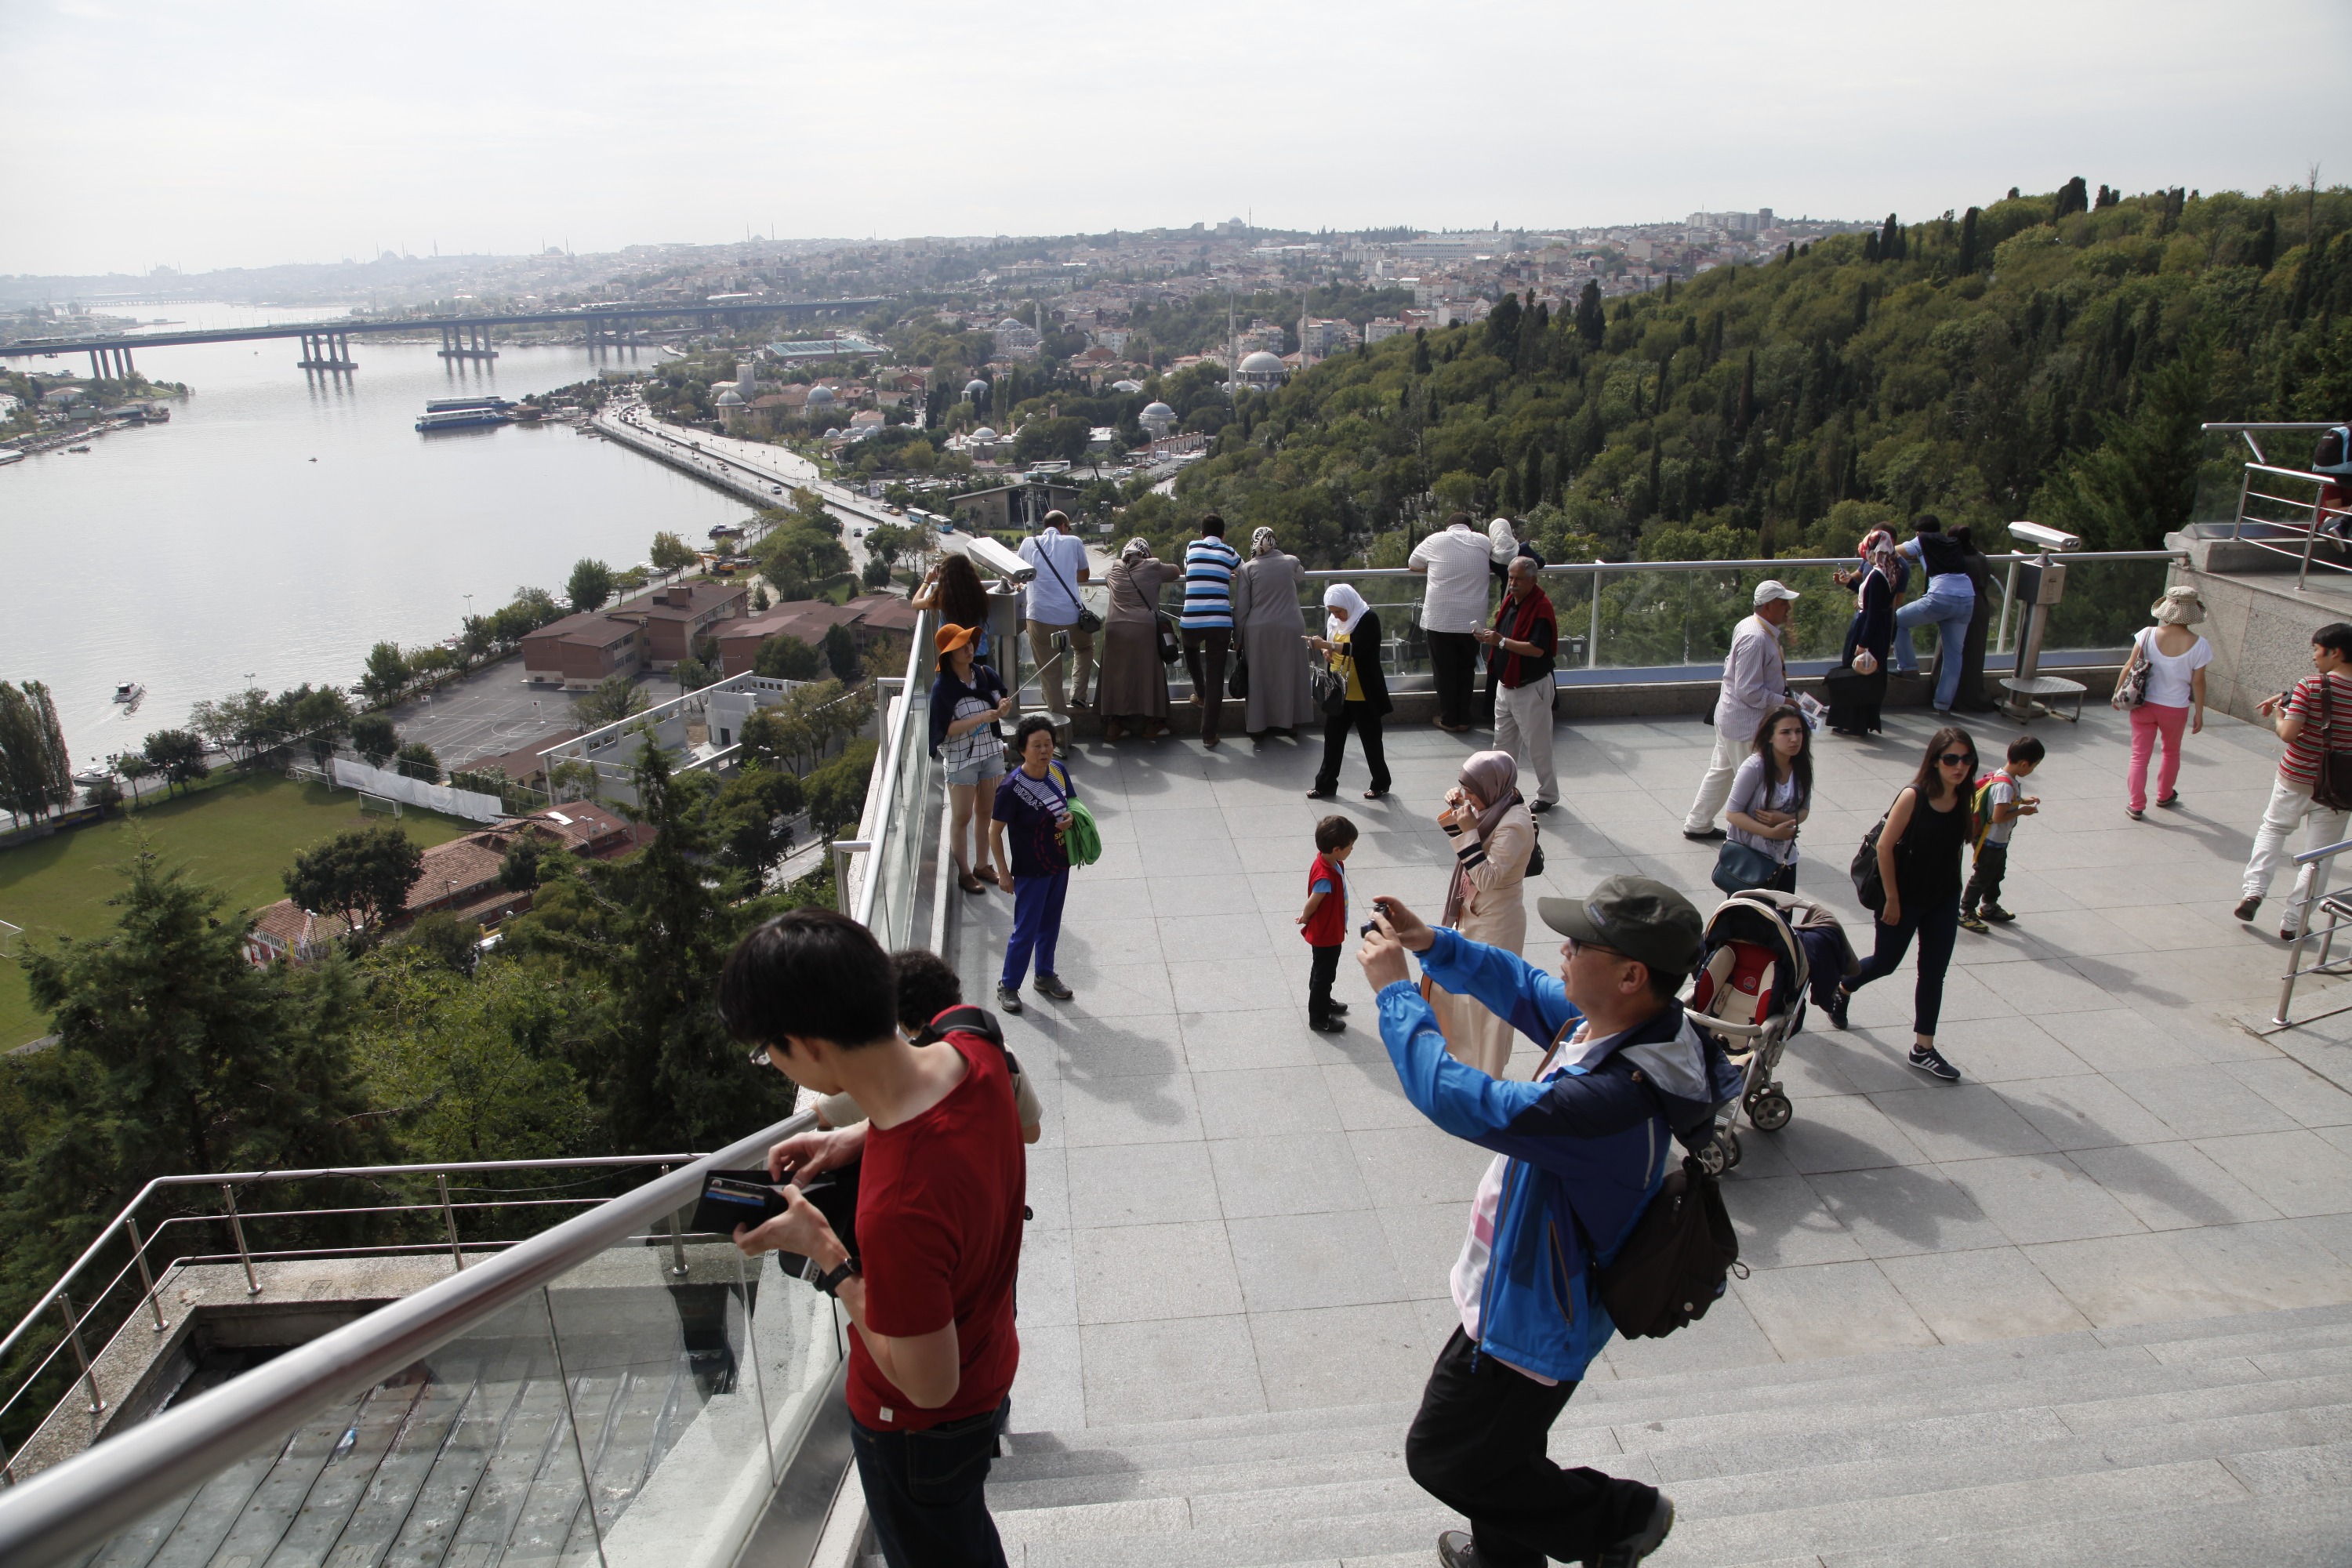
[2169,537,2352,724]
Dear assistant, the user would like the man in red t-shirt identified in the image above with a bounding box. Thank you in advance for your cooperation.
[720,911,1025,1568]
[1297,815,1359,1033]
[2238,622,2352,939]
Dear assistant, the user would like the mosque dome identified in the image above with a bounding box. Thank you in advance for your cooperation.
[971,426,997,441]
[716,390,746,407]
[806,385,836,406]
[1240,350,1285,375]
[964,378,989,401]
[1141,401,1176,421]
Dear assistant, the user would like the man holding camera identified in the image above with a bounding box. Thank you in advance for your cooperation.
[1359,877,1716,1568]
[721,910,1026,1568]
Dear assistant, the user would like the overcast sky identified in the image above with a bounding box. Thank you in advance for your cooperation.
[5,0,2347,277]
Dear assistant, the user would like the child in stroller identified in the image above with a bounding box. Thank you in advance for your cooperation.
[1683,889,1860,1171]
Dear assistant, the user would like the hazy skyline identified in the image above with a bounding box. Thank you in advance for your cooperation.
[6,0,2347,278]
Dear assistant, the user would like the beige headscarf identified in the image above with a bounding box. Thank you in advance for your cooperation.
[1457,750,1521,840]
[1251,526,1278,557]
[1120,536,1152,565]
[2151,586,2205,626]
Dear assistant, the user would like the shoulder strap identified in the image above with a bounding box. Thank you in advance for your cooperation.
[1034,536,1081,601]
[932,1004,1006,1052]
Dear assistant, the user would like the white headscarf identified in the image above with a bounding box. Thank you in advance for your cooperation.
[1120,536,1152,565]
[1251,526,1278,557]
[1323,583,1370,637]
[1488,517,1518,564]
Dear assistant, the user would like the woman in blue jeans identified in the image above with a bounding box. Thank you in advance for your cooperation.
[1893,516,1975,713]
[1825,726,1977,1083]
[989,716,1076,1014]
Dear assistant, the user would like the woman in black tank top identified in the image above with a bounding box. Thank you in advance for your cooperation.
[1824,727,1979,1083]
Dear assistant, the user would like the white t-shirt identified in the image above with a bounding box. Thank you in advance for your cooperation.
[1409,524,1494,633]
[1981,771,2020,847]
[2136,629,2212,710]
[1018,530,1090,623]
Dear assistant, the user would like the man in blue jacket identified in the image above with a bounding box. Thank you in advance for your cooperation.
[1359,875,1716,1568]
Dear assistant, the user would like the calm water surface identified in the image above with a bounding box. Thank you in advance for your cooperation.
[0,303,743,765]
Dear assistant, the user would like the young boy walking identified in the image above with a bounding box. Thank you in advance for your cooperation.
[1961,734,2045,933]
[1298,815,1359,1032]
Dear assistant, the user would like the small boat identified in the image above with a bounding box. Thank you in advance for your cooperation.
[112,681,145,704]
[68,445,92,453]
[415,408,513,433]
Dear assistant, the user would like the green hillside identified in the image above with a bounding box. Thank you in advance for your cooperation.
[1128,181,2352,574]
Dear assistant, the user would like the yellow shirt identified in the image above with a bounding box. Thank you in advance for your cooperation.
[1332,632,1365,702]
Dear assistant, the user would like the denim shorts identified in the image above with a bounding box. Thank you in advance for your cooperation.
[945,757,1004,788]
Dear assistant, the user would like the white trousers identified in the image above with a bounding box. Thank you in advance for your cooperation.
[1494,681,1559,806]
[2243,774,2348,923]
[1683,724,1749,834]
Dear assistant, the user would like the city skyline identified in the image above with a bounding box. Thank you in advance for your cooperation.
[5,0,2347,277]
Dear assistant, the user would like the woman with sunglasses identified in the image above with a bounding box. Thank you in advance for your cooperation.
[1824,726,1977,1082]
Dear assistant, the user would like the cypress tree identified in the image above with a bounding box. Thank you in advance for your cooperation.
[2251,210,2278,274]
[1735,351,1756,437]
[1575,281,1604,347]
[1959,207,1981,273]
[1864,232,1880,263]
[1412,328,1432,375]
[2053,176,2089,220]
[1521,445,1543,513]
[1879,213,1901,260]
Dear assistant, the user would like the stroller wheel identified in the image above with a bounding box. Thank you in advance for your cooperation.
[1697,1135,1732,1178]
[1721,1129,1744,1169]
[1749,1092,1793,1132]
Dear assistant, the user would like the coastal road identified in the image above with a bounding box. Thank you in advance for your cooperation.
[595,400,902,536]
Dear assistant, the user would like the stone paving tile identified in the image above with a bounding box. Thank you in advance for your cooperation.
[978,708,2352,1423]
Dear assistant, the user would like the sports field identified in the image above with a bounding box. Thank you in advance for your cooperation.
[0,774,470,1049]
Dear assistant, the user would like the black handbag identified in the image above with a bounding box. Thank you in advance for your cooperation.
[1712,840,1783,895]
[1229,651,1250,699]
[2314,676,2352,811]
[1156,613,1181,664]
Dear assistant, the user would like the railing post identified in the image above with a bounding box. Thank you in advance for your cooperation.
[56,1296,103,1415]
[220,1184,260,1295]
[1996,561,2018,656]
[831,840,873,915]
[125,1218,168,1333]
[1587,561,1601,670]
[2300,498,2320,591]
[436,1174,465,1272]
[2234,468,2251,541]
[662,1165,689,1278]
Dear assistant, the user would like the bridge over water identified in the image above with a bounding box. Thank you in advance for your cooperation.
[0,298,886,379]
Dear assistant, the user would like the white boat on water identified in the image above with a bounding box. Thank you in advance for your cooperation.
[112,681,145,704]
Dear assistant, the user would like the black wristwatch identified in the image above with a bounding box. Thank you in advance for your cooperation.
[808,1256,859,1297]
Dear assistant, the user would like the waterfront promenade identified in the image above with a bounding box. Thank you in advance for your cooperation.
[936,702,2352,1560]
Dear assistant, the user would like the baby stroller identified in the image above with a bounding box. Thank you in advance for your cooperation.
[1683,889,1859,1173]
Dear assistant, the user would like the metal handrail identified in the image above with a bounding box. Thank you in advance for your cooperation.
[846,606,935,927]
[2273,838,2352,1026]
[0,1111,815,1568]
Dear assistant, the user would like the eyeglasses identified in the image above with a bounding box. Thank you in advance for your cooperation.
[747,1045,775,1068]
[1938,752,1973,767]
[1566,938,1624,960]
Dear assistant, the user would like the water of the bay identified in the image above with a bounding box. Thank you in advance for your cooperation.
[0,303,746,768]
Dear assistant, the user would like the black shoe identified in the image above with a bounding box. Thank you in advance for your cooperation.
[1307,788,1335,800]
[996,984,1023,1014]
[1326,1000,1349,1016]
[1682,826,1726,842]
[2156,791,2183,809]
[1824,987,1850,1030]
[1592,1494,1675,1567]
[1436,1530,1479,1568]
[1909,1044,1962,1083]
[1308,1014,1346,1033]
[1527,799,1556,815]
[2234,895,2263,923]
[2126,806,2144,821]
[1034,974,1074,1001]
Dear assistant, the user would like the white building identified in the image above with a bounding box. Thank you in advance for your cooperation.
[1139,401,1178,439]
[1234,350,1288,391]
[1362,318,1406,345]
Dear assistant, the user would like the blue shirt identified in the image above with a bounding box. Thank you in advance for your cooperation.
[1180,535,1242,630]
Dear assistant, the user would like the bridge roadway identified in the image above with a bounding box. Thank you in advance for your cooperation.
[0,299,886,359]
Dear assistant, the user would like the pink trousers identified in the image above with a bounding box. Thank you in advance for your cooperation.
[2128,701,2189,811]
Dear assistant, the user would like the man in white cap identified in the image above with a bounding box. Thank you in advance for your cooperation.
[1682,580,1798,841]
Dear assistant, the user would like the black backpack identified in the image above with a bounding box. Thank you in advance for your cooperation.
[2315,425,2352,477]
[1589,1153,1741,1340]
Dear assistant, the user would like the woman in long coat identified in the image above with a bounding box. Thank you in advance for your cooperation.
[1230,527,1315,739]
[1433,750,1535,1078]
[1097,536,1176,740]
[1828,531,1896,736]
[1307,585,1393,799]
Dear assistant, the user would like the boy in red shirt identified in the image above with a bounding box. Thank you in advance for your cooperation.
[720,910,1025,1568]
[1298,815,1359,1033]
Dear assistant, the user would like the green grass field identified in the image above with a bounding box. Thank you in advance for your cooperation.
[0,774,472,1048]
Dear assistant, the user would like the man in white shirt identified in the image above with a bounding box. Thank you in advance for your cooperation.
[1682,581,1797,840]
[1410,513,1496,731]
[1016,510,1093,717]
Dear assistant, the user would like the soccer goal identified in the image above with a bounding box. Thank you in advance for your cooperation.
[358,791,403,818]
[0,919,20,959]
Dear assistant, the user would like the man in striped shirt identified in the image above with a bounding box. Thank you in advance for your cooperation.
[1181,514,1243,748]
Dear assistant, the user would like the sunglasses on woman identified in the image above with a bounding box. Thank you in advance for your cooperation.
[1938,752,1973,767]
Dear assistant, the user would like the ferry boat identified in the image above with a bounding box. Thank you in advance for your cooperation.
[424,396,514,413]
[415,407,514,433]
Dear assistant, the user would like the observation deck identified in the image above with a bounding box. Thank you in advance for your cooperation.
[8,542,2352,1566]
